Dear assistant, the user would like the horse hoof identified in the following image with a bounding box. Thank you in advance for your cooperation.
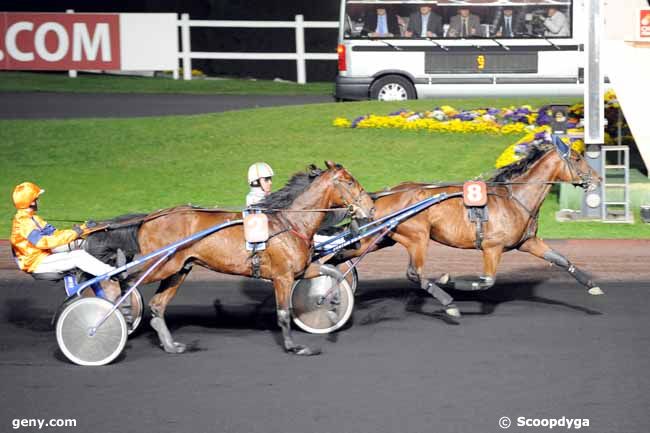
[289,345,321,356]
[445,306,461,318]
[162,342,186,354]
[588,286,604,296]
[437,273,450,285]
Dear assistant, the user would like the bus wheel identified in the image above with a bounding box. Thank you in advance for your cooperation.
[370,75,416,101]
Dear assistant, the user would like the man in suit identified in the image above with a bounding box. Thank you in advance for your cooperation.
[363,7,400,37]
[494,8,521,38]
[543,7,570,37]
[405,5,443,38]
[448,7,481,38]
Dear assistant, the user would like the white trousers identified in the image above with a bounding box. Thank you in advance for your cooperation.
[34,249,115,277]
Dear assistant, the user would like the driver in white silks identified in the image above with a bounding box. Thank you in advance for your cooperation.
[244,163,347,250]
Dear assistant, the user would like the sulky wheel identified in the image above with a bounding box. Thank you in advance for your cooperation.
[56,297,127,366]
[291,275,354,334]
[338,261,359,294]
[120,288,144,335]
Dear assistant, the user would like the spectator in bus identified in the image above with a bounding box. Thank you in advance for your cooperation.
[543,7,570,37]
[363,7,399,37]
[405,5,443,38]
[448,7,481,38]
[494,8,521,38]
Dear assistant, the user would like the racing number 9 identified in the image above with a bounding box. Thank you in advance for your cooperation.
[463,181,487,207]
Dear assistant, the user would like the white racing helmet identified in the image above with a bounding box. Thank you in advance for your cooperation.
[248,162,274,185]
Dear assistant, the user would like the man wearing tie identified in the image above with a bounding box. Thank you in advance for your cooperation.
[448,7,481,38]
[405,5,443,38]
[363,7,399,37]
[494,8,519,38]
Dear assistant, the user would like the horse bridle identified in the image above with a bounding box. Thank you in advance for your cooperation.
[553,136,594,190]
[332,174,372,218]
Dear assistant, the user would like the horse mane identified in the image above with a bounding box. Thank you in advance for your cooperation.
[489,145,550,183]
[258,165,324,209]
[84,213,145,263]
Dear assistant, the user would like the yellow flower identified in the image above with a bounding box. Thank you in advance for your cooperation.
[332,117,351,128]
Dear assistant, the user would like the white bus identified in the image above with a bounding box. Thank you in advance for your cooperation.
[335,0,585,100]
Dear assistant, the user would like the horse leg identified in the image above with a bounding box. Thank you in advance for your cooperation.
[518,237,603,295]
[149,266,192,353]
[437,246,502,292]
[273,274,321,356]
[394,233,460,318]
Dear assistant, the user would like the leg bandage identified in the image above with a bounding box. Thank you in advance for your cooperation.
[544,250,594,287]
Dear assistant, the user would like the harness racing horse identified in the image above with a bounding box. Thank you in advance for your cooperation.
[336,139,602,318]
[86,162,374,356]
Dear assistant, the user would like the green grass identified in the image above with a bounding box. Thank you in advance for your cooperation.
[0,72,333,95]
[2,96,650,238]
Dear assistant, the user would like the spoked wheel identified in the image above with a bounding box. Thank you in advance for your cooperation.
[338,261,359,294]
[56,297,127,366]
[120,288,144,335]
[291,275,354,334]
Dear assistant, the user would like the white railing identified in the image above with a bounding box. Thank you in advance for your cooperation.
[177,14,339,83]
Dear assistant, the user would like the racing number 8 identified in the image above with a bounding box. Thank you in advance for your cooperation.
[463,181,487,206]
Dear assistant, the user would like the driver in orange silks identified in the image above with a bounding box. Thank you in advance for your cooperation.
[10,182,117,277]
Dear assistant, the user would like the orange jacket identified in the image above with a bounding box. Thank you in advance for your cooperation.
[10,209,79,272]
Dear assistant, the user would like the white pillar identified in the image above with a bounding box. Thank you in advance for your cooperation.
[181,13,192,81]
[295,14,306,84]
[67,9,77,78]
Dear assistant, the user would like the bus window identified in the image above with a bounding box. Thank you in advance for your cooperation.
[343,1,573,40]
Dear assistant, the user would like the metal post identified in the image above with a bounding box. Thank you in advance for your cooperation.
[295,14,306,84]
[181,13,192,81]
[67,9,77,78]
[581,0,605,219]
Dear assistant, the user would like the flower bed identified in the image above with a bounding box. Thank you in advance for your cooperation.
[333,97,626,168]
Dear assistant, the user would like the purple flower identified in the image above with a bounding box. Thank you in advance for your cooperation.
[534,131,549,141]
[536,106,552,126]
[455,111,477,121]
[389,109,407,116]
[351,115,368,128]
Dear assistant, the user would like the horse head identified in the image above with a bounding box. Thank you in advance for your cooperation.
[323,160,375,220]
[549,136,601,191]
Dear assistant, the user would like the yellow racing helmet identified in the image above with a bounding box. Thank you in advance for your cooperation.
[12,182,44,209]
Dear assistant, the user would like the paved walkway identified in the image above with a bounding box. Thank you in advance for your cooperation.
[0,92,333,119]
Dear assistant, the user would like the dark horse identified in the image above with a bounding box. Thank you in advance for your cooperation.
[86,162,374,356]
[337,141,602,317]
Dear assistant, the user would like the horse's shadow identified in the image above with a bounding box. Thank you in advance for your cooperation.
[141,268,602,350]
[354,270,602,326]
[4,298,56,333]
[162,279,278,333]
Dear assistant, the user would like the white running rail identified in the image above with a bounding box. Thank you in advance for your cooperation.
[178,14,339,83]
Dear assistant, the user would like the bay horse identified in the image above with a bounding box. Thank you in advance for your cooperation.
[336,140,602,318]
[86,162,374,356]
